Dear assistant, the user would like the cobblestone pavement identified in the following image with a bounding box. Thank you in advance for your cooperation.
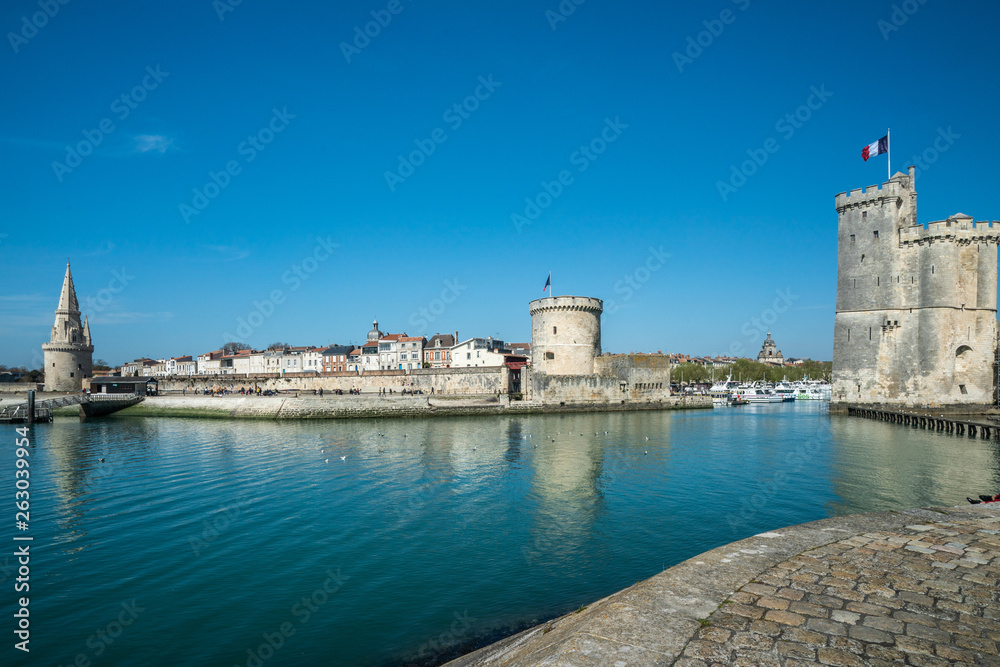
[678,515,1000,666]
[448,507,1000,667]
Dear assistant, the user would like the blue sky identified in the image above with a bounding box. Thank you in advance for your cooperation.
[2,0,998,367]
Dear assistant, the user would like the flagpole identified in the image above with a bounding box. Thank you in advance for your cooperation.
[887,127,891,182]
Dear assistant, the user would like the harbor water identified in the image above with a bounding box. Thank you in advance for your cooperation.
[2,402,998,666]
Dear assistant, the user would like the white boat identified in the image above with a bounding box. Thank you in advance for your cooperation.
[792,380,832,401]
[773,381,797,402]
[733,385,784,403]
[709,376,742,406]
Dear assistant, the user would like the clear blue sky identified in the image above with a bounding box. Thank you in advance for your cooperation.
[2,0,998,367]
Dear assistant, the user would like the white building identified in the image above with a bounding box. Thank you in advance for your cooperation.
[197,350,224,375]
[450,338,510,368]
[397,336,426,371]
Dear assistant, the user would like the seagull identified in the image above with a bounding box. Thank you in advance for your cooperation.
[645,436,649,441]
[99,457,105,463]
[325,458,329,463]
[644,451,648,455]
[340,455,347,461]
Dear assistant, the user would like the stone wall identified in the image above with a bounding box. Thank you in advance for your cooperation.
[156,366,506,395]
[528,354,672,404]
[0,383,43,394]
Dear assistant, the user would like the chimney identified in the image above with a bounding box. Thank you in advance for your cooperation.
[453,330,458,344]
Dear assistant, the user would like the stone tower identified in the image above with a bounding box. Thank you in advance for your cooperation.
[42,262,93,392]
[832,167,1000,406]
[528,296,603,375]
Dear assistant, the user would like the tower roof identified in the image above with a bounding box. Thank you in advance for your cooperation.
[56,262,80,314]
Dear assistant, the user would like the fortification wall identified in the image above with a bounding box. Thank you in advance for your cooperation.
[0,383,43,394]
[156,367,505,395]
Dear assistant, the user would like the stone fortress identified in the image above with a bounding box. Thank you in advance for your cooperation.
[832,167,1000,406]
[42,263,94,392]
[524,296,673,404]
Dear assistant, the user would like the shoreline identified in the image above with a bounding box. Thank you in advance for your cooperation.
[52,393,713,420]
[445,503,1000,665]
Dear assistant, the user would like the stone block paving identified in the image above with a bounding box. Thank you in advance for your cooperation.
[677,516,1000,666]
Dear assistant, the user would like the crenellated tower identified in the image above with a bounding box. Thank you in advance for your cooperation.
[832,168,1000,406]
[42,262,94,392]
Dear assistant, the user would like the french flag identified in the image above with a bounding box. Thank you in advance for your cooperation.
[862,135,888,161]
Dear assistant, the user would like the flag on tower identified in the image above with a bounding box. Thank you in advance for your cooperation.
[542,273,551,292]
[862,135,889,161]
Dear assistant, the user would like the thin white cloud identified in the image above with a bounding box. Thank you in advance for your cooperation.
[133,134,175,154]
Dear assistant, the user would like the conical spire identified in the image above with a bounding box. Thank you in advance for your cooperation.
[83,315,91,345]
[56,262,80,314]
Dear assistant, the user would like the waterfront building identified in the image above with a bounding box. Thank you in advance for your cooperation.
[197,350,224,375]
[322,345,353,372]
[450,337,510,368]
[756,332,784,366]
[424,333,456,368]
[378,334,403,370]
[42,262,94,391]
[397,336,426,371]
[832,168,1000,405]
[347,348,362,372]
[167,356,196,376]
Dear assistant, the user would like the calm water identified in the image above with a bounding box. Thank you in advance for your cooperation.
[2,403,998,666]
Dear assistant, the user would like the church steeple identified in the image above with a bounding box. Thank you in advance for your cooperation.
[82,315,92,346]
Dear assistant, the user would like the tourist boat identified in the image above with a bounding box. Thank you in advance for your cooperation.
[773,381,797,402]
[792,380,832,401]
[733,386,784,404]
[709,376,742,406]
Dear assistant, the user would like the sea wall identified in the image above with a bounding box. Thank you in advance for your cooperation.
[104,394,711,420]
[154,367,506,395]
[0,383,43,394]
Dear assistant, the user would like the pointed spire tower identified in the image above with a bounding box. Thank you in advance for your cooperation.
[42,262,94,391]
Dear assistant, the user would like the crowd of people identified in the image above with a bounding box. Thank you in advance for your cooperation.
[178,384,446,397]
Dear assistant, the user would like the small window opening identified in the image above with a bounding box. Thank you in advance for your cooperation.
[862,211,867,219]
[553,326,557,334]
[873,230,879,240]
[869,327,872,340]
[545,351,554,360]
[959,385,968,395]
[877,276,880,286]
[850,234,856,244]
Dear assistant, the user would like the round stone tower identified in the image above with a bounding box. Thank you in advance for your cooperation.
[42,263,93,392]
[529,296,602,375]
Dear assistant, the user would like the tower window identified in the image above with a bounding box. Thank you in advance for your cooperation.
[877,277,880,286]
[873,230,879,240]
[70,372,74,377]
[545,352,555,360]
[850,234,856,244]
[553,326,557,334]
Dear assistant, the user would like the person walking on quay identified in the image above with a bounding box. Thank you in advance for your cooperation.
[319,387,323,397]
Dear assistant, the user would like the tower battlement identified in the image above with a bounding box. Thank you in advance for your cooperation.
[898,216,1000,247]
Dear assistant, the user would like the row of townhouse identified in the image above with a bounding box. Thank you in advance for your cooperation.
[119,318,532,378]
